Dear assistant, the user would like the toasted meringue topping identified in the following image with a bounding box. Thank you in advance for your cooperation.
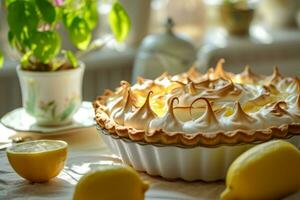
[183,98,220,133]
[266,66,283,85]
[223,102,258,130]
[124,91,157,130]
[234,65,264,84]
[149,97,183,133]
[112,89,136,125]
[99,60,300,134]
[297,94,300,108]
[213,59,234,80]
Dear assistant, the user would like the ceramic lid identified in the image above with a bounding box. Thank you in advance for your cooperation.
[138,18,197,64]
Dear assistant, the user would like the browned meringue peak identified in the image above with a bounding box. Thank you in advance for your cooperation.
[171,73,188,83]
[185,81,197,95]
[224,102,257,130]
[203,67,215,80]
[166,81,200,106]
[124,91,157,130]
[154,72,173,86]
[297,94,300,108]
[242,93,273,112]
[183,98,220,132]
[212,59,234,80]
[234,65,264,84]
[133,76,170,100]
[285,77,300,93]
[134,77,156,91]
[111,89,136,125]
[202,80,242,99]
[186,66,205,82]
[268,101,291,117]
[114,81,131,95]
[257,101,295,127]
[193,78,211,89]
[265,66,283,85]
[262,83,279,95]
[106,82,132,113]
[287,94,300,118]
[148,97,184,133]
[172,75,211,90]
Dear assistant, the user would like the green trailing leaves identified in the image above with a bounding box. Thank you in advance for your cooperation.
[5,0,130,71]
[62,10,76,28]
[65,51,78,67]
[7,0,38,48]
[31,31,61,63]
[109,2,131,42]
[0,51,3,69]
[35,0,56,24]
[68,16,91,50]
[63,1,98,50]
[83,0,99,30]
[7,0,38,35]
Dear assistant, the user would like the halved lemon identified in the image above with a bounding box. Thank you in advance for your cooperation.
[6,139,68,183]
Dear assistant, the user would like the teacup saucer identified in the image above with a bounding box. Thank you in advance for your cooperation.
[0,101,95,134]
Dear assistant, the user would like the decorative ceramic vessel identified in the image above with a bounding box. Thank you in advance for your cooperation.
[219,4,254,36]
[132,18,197,82]
[17,63,85,126]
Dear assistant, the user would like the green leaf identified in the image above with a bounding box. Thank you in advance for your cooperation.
[4,0,16,7]
[21,51,32,68]
[7,0,38,34]
[68,16,91,50]
[0,51,3,69]
[7,31,15,46]
[83,0,99,30]
[7,0,38,49]
[35,0,56,24]
[109,2,131,42]
[62,9,76,28]
[31,31,61,63]
[65,51,78,67]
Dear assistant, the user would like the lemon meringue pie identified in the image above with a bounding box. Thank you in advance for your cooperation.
[94,60,300,147]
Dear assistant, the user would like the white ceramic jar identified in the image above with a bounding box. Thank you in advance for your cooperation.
[132,18,197,82]
[17,63,85,126]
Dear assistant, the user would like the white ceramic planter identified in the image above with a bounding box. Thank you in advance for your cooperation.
[17,63,85,126]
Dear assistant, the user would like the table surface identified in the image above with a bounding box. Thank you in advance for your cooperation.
[0,124,300,200]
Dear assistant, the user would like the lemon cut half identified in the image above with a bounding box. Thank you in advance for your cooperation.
[6,140,68,183]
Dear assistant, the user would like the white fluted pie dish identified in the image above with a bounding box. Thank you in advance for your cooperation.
[98,126,300,181]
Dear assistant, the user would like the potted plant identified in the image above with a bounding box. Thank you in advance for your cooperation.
[5,0,130,126]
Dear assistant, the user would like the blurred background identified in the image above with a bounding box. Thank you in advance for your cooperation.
[0,0,300,116]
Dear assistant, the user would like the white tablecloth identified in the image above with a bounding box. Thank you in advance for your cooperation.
[0,125,300,200]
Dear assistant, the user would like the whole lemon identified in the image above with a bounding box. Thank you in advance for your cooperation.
[221,140,300,200]
[73,165,149,200]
